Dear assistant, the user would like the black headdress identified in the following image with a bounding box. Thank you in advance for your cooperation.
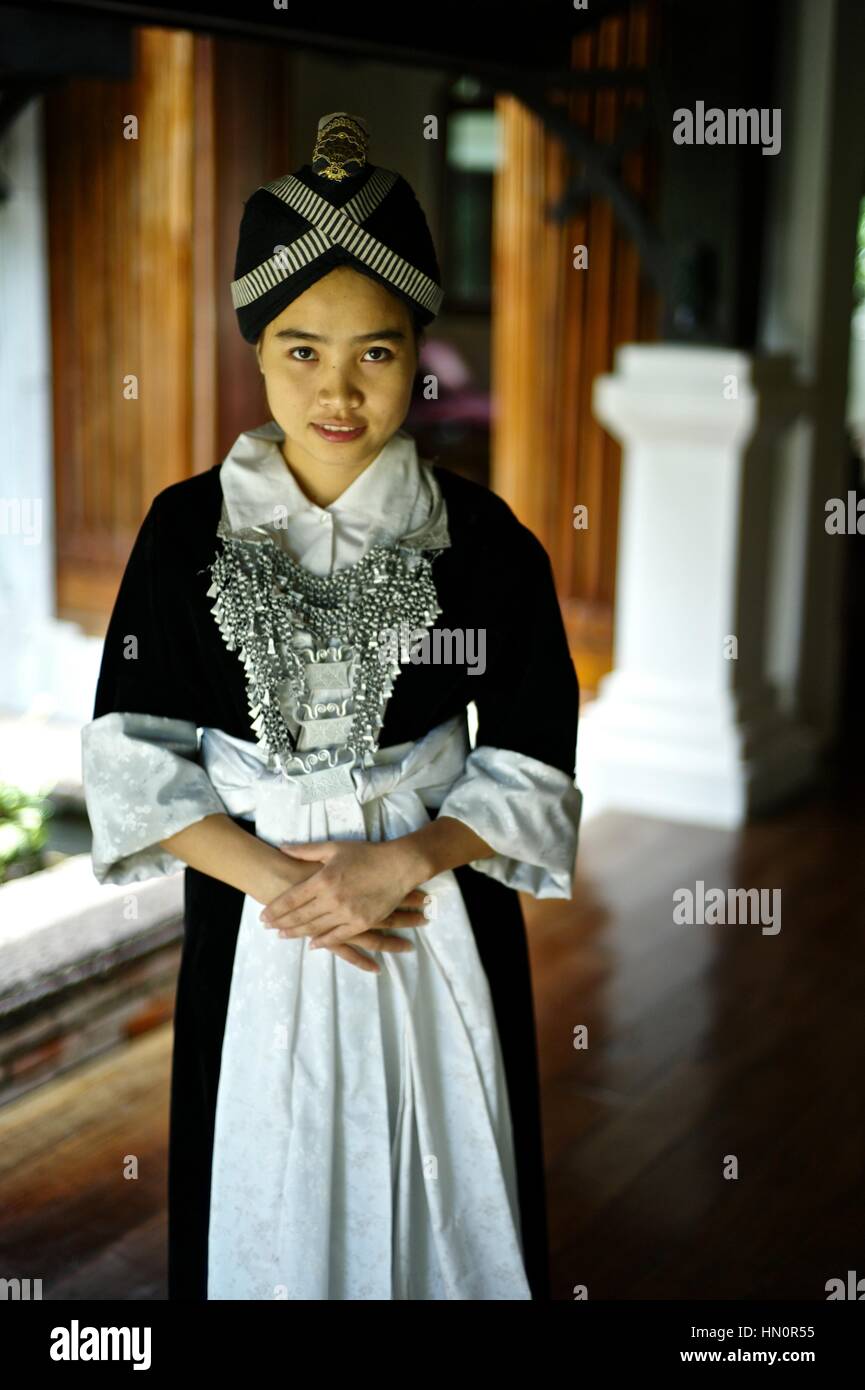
[231,111,443,343]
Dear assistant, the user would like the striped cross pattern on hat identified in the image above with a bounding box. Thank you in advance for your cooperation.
[230,167,443,317]
[230,112,444,342]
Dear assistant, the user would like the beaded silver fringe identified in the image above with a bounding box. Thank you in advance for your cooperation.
[206,520,445,776]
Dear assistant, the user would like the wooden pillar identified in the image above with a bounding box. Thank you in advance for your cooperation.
[490,2,660,694]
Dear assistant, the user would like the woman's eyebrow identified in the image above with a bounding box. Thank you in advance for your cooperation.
[272,328,407,343]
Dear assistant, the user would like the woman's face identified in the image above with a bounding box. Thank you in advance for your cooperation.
[256,266,417,476]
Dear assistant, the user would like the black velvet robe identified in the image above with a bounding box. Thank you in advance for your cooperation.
[91,459,580,1303]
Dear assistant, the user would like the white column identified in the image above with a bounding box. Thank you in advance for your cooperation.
[0,98,103,723]
[577,344,819,828]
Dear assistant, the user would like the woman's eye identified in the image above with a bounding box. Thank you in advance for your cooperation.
[286,345,393,362]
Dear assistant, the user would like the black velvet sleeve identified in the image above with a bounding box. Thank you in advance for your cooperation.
[467,513,580,780]
[92,497,203,725]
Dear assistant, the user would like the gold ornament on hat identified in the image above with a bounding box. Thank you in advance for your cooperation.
[311,111,370,182]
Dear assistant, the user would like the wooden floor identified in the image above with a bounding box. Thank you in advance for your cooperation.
[1,784,863,1301]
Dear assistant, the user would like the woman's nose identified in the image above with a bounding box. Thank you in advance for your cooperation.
[318,362,363,407]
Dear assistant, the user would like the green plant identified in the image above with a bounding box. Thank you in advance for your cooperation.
[0,783,52,883]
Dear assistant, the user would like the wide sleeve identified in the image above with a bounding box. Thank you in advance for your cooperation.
[435,517,582,899]
[82,498,228,885]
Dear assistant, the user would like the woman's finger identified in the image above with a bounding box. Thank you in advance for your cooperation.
[265,897,334,930]
[312,913,428,950]
[352,930,414,954]
[322,941,380,974]
[259,874,322,923]
[292,930,414,963]
[288,934,410,972]
[324,934,414,967]
[274,909,342,939]
[399,888,430,908]
[310,925,416,950]
[381,910,429,929]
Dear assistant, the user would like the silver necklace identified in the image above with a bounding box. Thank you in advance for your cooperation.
[207,520,445,775]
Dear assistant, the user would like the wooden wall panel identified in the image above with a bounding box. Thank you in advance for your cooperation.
[46,27,195,633]
[211,39,293,459]
[191,33,217,482]
[44,28,294,635]
[491,2,660,694]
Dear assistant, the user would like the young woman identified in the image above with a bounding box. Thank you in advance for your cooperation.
[82,112,582,1301]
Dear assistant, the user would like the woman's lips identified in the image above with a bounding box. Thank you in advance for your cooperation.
[311,422,367,443]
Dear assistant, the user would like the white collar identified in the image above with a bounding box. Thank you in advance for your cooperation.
[219,420,430,542]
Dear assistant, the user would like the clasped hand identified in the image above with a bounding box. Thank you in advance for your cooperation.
[260,838,431,975]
